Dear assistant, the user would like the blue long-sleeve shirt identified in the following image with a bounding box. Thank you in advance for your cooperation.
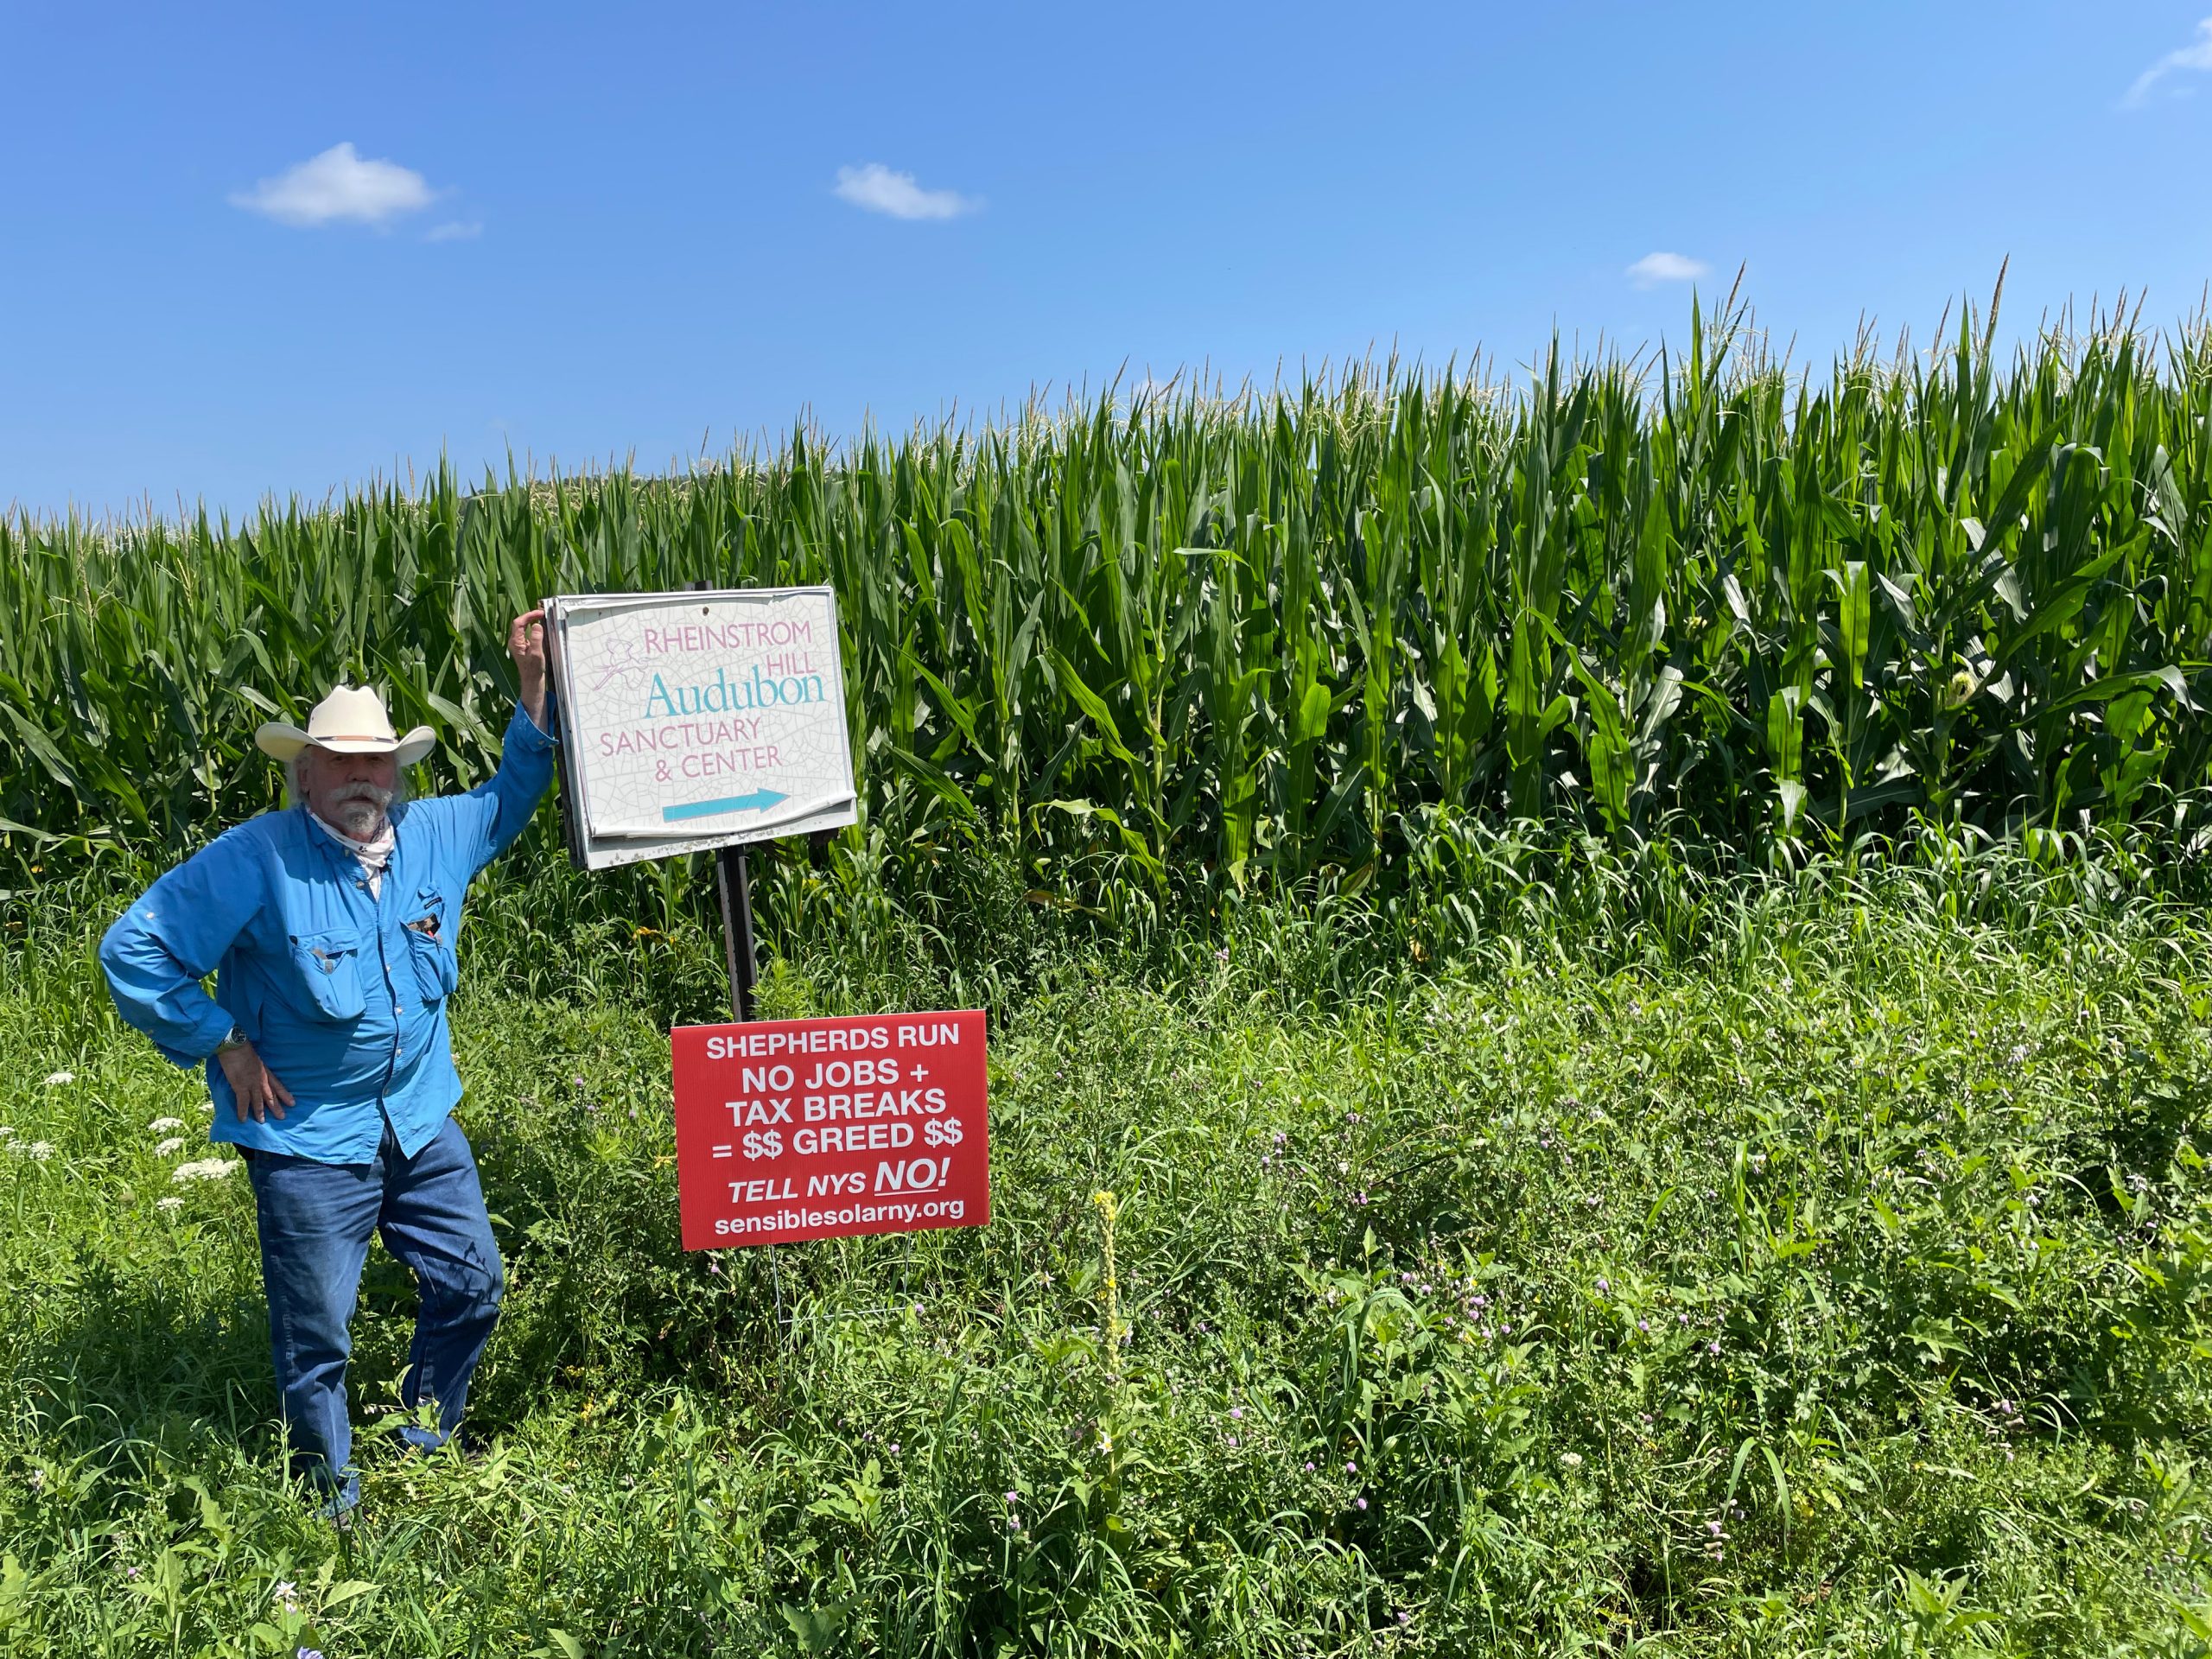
[100,702,558,1165]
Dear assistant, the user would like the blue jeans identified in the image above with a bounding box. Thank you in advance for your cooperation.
[245,1114,504,1515]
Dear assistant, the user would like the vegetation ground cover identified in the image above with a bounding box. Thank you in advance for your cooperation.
[10,298,2212,906]
[7,292,2212,1653]
[4,848,2209,1656]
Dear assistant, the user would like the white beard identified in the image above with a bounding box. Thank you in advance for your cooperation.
[330,798,387,838]
[317,781,394,841]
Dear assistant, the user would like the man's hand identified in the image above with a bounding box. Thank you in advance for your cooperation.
[509,608,550,733]
[218,1039,294,1123]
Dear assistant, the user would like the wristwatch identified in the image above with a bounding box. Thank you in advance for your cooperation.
[214,1025,249,1054]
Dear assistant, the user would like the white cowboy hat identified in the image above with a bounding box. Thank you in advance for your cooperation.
[254,684,435,768]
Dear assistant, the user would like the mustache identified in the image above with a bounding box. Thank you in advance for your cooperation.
[327,781,394,808]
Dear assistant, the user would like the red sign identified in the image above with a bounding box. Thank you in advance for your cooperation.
[670,1011,988,1250]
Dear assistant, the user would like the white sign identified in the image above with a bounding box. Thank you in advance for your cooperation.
[544,588,858,870]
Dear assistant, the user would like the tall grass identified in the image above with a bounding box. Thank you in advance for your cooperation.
[8,293,2212,902]
[3,845,2208,1653]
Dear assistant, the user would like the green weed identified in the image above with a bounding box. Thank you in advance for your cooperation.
[3,854,2209,1653]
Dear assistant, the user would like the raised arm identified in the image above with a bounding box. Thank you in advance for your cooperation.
[441,611,561,875]
[99,834,264,1067]
[453,698,561,874]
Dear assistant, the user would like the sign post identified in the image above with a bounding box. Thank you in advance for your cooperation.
[540,585,991,1285]
[710,838,772,1316]
[715,844,759,1023]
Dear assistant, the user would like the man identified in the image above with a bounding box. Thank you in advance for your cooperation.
[100,610,558,1518]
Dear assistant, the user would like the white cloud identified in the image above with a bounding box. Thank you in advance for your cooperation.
[2123,16,2212,108]
[230,143,437,228]
[832,162,980,221]
[424,219,482,242]
[1626,251,1711,289]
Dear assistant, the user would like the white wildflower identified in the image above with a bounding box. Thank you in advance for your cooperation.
[156,1137,186,1156]
[0,1126,12,1139]
[43,1071,74,1087]
[148,1116,185,1132]
[27,1141,53,1161]
[172,1158,241,1184]
[155,1196,184,1213]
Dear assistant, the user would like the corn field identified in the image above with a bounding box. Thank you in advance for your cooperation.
[6,301,2212,893]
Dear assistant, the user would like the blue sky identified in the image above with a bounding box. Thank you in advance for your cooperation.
[4,2,2210,521]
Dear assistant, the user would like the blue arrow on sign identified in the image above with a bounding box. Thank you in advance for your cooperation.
[661,789,790,823]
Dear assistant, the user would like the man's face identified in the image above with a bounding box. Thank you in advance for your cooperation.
[296,746,398,840]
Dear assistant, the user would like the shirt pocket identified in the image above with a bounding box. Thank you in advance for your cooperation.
[286,927,367,1022]
[404,888,460,1005]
